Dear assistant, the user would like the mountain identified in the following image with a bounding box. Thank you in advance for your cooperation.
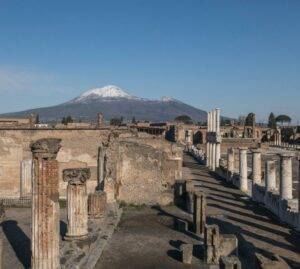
[0,85,208,123]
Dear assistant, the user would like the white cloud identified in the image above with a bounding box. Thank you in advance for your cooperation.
[0,65,55,92]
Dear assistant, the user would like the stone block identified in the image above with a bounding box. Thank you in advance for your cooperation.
[180,243,193,264]
[220,255,241,269]
[88,191,107,218]
[219,234,238,257]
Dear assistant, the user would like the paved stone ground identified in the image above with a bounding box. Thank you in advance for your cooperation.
[95,206,208,269]
[184,153,300,268]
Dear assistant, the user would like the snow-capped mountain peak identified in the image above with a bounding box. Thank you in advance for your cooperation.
[72,85,138,103]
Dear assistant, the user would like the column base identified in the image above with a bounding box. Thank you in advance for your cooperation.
[64,233,89,241]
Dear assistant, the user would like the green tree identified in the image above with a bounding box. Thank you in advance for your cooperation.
[110,118,122,126]
[132,116,136,124]
[62,115,73,125]
[174,115,192,124]
[268,113,276,129]
[245,113,255,126]
[276,115,291,125]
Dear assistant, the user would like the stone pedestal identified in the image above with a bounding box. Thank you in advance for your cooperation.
[88,191,107,218]
[20,159,32,198]
[279,153,293,200]
[63,168,91,240]
[193,192,206,235]
[31,138,61,269]
[252,149,262,184]
[265,160,276,191]
[239,148,248,192]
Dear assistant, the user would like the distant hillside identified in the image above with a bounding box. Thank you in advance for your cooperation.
[0,85,208,123]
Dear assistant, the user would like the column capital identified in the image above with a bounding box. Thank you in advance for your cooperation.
[63,168,91,185]
[239,147,248,152]
[251,148,261,154]
[31,138,61,159]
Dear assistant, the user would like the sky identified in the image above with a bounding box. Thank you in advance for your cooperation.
[0,0,299,123]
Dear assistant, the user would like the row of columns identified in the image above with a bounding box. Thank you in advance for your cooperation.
[206,108,221,171]
[227,147,294,200]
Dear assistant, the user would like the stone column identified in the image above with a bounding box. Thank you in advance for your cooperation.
[215,108,220,134]
[279,153,293,200]
[193,192,206,235]
[227,148,235,173]
[63,168,91,239]
[206,142,210,167]
[31,138,61,269]
[212,143,216,171]
[208,111,211,132]
[210,143,214,169]
[265,160,276,191]
[20,159,33,198]
[215,143,220,168]
[98,146,106,189]
[239,147,248,192]
[252,149,262,185]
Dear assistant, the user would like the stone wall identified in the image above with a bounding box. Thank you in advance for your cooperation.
[0,129,110,198]
[0,128,183,205]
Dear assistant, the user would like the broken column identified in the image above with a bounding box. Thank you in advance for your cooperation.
[279,153,294,200]
[20,159,32,198]
[31,138,61,269]
[63,168,91,240]
[265,160,276,191]
[204,224,220,264]
[239,147,248,192]
[193,192,206,235]
[252,149,262,185]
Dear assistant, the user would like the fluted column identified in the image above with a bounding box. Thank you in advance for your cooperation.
[239,147,248,192]
[31,138,61,269]
[206,142,210,167]
[20,159,33,198]
[212,143,216,171]
[63,168,90,239]
[252,149,262,185]
[279,153,293,200]
[265,160,276,191]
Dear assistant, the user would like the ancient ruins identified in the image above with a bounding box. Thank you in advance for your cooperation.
[0,111,299,269]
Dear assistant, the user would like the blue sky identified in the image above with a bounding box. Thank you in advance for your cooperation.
[0,0,299,122]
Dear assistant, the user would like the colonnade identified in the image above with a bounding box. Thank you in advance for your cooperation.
[226,147,295,202]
